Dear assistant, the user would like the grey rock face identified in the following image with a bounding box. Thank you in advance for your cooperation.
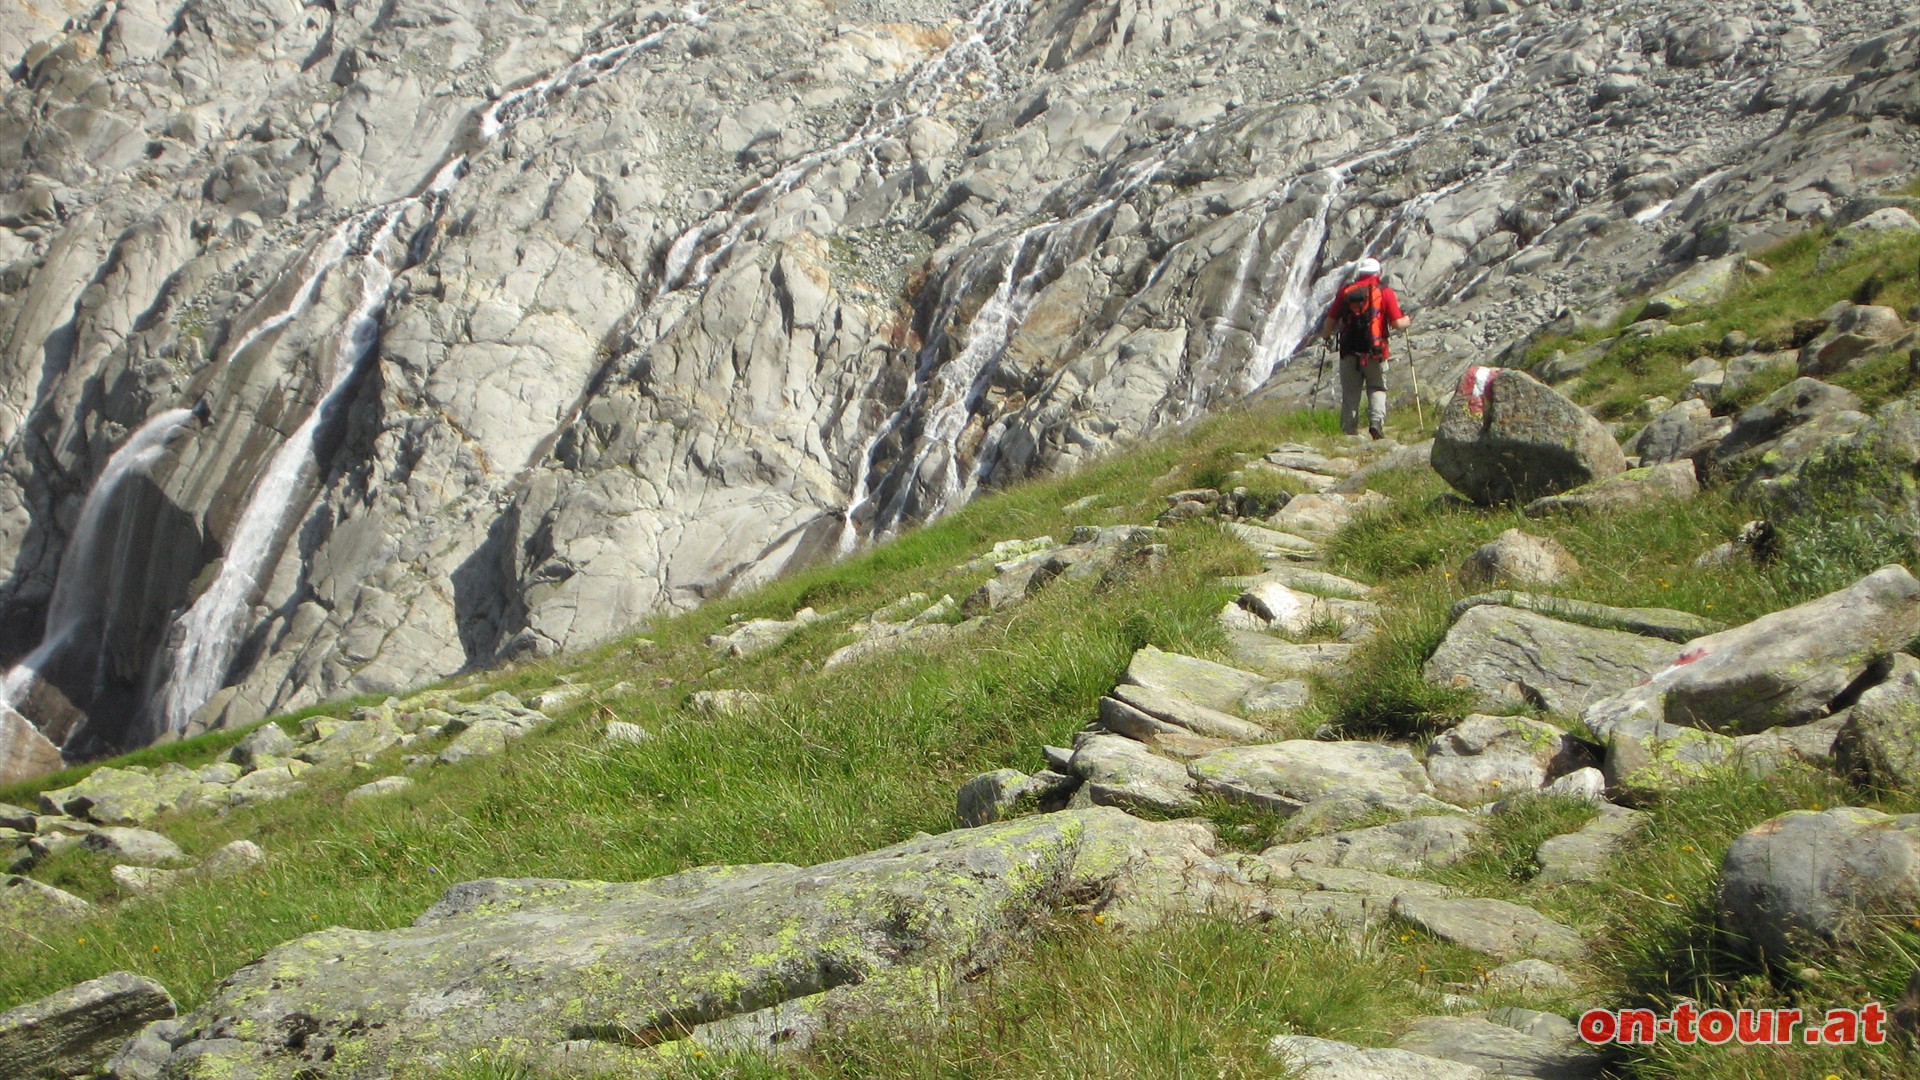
[1456,530,1580,589]
[1431,369,1628,506]
[1424,605,1678,716]
[1718,807,1920,960]
[1715,377,1868,481]
[0,707,62,784]
[1066,734,1196,812]
[0,0,1914,770]
[1121,646,1268,714]
[149,809,1264,1075]
[0,972,175,1080]
[1534,806,1642,885]
[1585,565,1920,735]
[1,874,90,923]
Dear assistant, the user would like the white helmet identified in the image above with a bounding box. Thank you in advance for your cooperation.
[1353,257,1382,278]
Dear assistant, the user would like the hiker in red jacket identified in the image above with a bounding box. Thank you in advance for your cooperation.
[1321,257,1411,439]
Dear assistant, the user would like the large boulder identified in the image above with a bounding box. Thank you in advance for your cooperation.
[1833,654,1920,790]
[1424,606,1678,716]
[147,810,1267,1075]
[1642,255,1744,319]
[1584,566,1920,735]
[0,972,176,1079]
[38,766,200,826]
[1188,741,1433,813]
[1718,807,1920,960]
[1432,368,1628,506]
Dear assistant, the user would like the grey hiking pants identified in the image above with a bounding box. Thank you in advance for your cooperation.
[1339,351,1387,435]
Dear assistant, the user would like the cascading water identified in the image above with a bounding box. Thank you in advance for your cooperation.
[149,7,714,733]
[157,211,404,735]
[841,153,1175,542]
[0,407,196,711]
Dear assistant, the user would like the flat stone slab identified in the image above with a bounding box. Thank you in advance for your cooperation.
[0,971,176,1080]
[1262,816,1484,875]
[1224,522,1320,555]
[147,810,1260,1076]
[1222,632,1354,676]
[1095,697,1231,759]
[1451,591,1724,643]
[1122,646,1267,713]
[1189,741,1432,812]
[1424,605,1678,716]
[1068,734,1197,812]
[1247,565,1374,599]
[1534,807,1642,885]
[1395,1015,1606,1080]
[1109,683,1269,743]
[1270,1035,1487,1080]
[1293,865,1455,898]
[1392,895,1587,962]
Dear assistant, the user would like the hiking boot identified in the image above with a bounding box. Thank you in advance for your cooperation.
[1368,422,1384,440]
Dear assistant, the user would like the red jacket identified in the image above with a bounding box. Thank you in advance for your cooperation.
[1326,274,1405,359]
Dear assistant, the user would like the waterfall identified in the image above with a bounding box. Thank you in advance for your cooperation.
[158,212,403,734]
[147,7,714,733]
[0,407,196,710]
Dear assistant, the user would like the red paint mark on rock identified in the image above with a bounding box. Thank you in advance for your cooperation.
[1459,366,1499,417]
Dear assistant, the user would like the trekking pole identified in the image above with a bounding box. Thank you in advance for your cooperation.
[1314,338,1330,412]
[1406,337,1427,431]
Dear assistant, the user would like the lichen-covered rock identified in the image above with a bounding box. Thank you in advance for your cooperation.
[1718,807,1920,960]
[1522,460,1698,516]
[1190,741,1433,813]
[1642,255,1745,318]
[294,716,404,767]
[225,724,296,769]
[1584,566,1920,735]
[1456,530,1580,589]
[1625,398,1731,467]
[149,810,1270,1075]
[1,875,90,923]
[954,769,1077,826]
[80,827,186,867]
[1432,368,1628,506]
[1448,592,1724,643]
[1066,734,1197,812]
[1121,646,1268,713]
[0,972,175,1079]
[1834,654,1920,789]
[38,767,199,826]
[1714,377,1868,483]
[1424,606,1677,716]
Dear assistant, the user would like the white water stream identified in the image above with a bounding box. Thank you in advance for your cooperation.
[148,7,714,732]
[0,408,197,711]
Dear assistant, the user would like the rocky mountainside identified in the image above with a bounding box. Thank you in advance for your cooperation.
[0,0,1917,766]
